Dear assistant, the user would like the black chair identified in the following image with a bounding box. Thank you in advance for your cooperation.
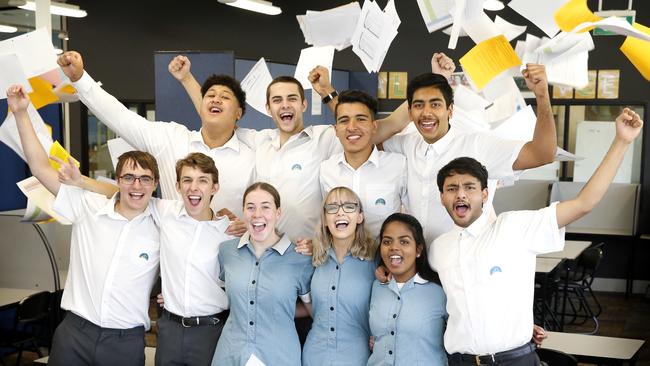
[537,348,578,366]
[0,291,52,365]
[558,242,604,334]
[534,261,563,331]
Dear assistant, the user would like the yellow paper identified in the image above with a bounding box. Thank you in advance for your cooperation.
[48,140,80,170]
[554,0,602,33]
[459,35,521,90]
[27,76,59,109]
[620,22,650,81]
[58,84,76,94]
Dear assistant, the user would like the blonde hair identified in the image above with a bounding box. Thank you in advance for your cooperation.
[312,187,377,267]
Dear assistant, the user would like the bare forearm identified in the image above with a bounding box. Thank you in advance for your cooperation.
[78,176,119,198]
[532,91,557,162]
[181,74,202,115]
[14,112,60,194]
[373,101,410,144]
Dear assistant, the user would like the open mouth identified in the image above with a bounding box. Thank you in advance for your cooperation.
[209,106,222,114]
[389,254,403,266]
[346,134,361,142]
[280,112,294,122]
[454,201,470,217]
[334,219,349,230]
[129,192,145,201]
[188,195,201,207]
[251,222,266,233]
[419,120,437,130]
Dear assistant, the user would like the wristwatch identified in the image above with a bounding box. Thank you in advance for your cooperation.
[321,90,338,104]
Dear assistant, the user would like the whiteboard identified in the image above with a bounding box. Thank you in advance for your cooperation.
[574,121,633,183]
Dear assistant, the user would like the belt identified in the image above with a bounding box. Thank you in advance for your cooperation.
[450,342,535,365]
[163,309,228,328]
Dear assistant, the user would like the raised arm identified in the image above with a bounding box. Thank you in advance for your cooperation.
[556,108,643,227]
[53,156,119,198]
[7,85,61,195]
[168,55,203,115]
[512,64,557,170]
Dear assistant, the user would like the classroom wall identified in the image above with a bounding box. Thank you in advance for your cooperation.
[62,0,650,283]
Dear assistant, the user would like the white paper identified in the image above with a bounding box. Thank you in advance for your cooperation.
[0,53,32,97]
[571,16,650,41]
[0,103,53,161]
[494,15,527,41]
[245,354,266,366]
[454,84,491,112]
[447,0,466,49]
[462,11,503,44]
[482,75,525,123]
[416,0,453,33]
[299,2,361,50]
[240,58,273,116]
[311,89,322,116]
[442,25,469,37]
[350,0,399,73]
[535,32,594,59]
[294,46,335,90]
[16,176,72,225]
[508,0,567,38]
[384,0,401,29]
[0,28,58,78]
[545,51,589,89]
[556,147,583,161]
[490,105,536,141]
[22,197,55,224]
[450,105,490,135]
[107,137,137,170]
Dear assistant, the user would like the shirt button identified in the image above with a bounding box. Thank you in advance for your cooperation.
[330,327,335,332]
[252,280,256,284]
[397,296,401,300]
[392,314,397,318]
[336,265,339,270]
[390,331,395,335]
[330,306,334,311]
[389,350,393,355]
[249,321,254,326]
[250,300,254,305]
[255,261,259,266]
[331,286,336,290]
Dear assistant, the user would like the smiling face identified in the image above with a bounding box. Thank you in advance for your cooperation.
[116,161,157,216]
[199,84,242,130]
[324,190,364,245]
[175,166,218,220]
[266,81,306,136]
[408,86,453,144]
[440,173,488,228]
[243,188,282,246]
[335,102,377,156]
[380,221,422,283]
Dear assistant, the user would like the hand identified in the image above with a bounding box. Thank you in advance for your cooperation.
[375,264,392,283]
[308,65,335,97]
[168,55,192,82]
[6,85,30,114]
[615,108,643,144]
[217,208,247,237]
[369,336,375,352]
[431,52,455,79]
[532,325,547,348]
[156,293,165,308]
[57,51,84,82]
[295,238,313,256]
[521,64,549,98]
[51,156,82,186]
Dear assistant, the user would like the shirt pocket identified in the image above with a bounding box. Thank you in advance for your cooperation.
[129,238,160,267]
[364,184,397,215]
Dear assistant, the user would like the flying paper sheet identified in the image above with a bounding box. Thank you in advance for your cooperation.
[384,0,401,29]
[508,0,568,37]
[350,0,399,73]
[49,140,80,171]
[299,2,361,50]
[545,51,589,88]
[107,137,137,170]
[449,105,490,135]
[0,53,32,97]
[620,23,650,81]
[494,16,527,41]
[22,198,55,224]
[535,32,594,58]
[0,28,58,78]
[0,103,53,161]
[447,0,489,49]
[416,0,453,33]
[241,58,273,116]
[16,176,72,225]
[554,0,602,33]
[27,76,59,109]
[556,147,583,161]
[459,35,522,90]
[462,11,503,45]
[490,105,536,141]
[571,17,650,41]
[454,84,491,112]
[294,46,335,90]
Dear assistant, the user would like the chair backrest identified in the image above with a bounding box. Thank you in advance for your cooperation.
[576,242,604,283]
[17,291,52,323]
[537,348,578,366]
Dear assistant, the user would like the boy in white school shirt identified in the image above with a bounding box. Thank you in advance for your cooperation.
[8,85,160,366]
[57,51,250,235]
[431,108,642,366]
[319,89,407,239]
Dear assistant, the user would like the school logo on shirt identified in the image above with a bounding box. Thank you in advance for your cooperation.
[489,266,502,275]
[139,253,150,261]
[375,198,386,206]
[291,163,302,171]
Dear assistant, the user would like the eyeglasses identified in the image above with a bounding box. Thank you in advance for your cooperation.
[119,174,155,186]
[324,202,359,214]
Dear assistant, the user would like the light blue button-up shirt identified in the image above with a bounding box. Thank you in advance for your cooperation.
[211,233,314,366]
[303,249,377,366]
[368,274,448,366]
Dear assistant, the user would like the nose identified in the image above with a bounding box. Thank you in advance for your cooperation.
[456,186,467,199]
[347,118,359,131]
[189,180,199,191]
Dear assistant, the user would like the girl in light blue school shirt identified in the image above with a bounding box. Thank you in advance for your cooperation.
[303,187,378,366]
[368,213,448,366]
[212,182,314,366]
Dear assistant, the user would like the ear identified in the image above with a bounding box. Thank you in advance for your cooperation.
[175,181,181,194]
[371,119,378,133]
[211,182,219,195]
[481,187,489,204]
[302,98,308,112]
[276,207,282,220]
[236,107,243,121]
[447,103,453,120]
[416,244,424,258]
[265,103,272,115]
[357,211,364,224]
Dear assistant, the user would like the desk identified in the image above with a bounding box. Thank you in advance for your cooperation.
[542,331,645,365]
[540,240,591,260]
[0,287,38,309]
[536,258,562,273]
[34,346,157,365]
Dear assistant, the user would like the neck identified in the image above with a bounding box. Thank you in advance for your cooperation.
[394,269,417,284]
[114,201,145,220]
[191,207,214,221]
[278,128,301,148]
[251,233,281,258]
[332,237,354,263]
[423,124,450,145]
[344,146,374,169]
[201,124,235,149]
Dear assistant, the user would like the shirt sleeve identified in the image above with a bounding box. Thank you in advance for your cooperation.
[382,133,407,155]
[52,184,87,223]
[73,72,186,152]
[471,133,526,180]
[297,259,315,302]
[218,248,226,283]
[500,201,565,254]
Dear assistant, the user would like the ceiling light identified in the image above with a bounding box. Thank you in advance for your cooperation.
[218,0,282,16]
[0,24,18,33]
[9,0,88,18]
[483,0,505,11]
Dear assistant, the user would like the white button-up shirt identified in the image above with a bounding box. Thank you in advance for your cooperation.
[319,147,407,239]
[153,199,233,317]
[73,72,255,217]
[430,203,565,355]
[53,185,160,329]
[383,126,525,245]
[238,125,340,240]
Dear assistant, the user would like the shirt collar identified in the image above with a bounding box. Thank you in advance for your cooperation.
[176,205,231,231]
[337,146,381,169]
[417,126,456,157]
[237,232,293,255]
[190,129,241,152]
[413,273,429,284]
[459,210,490,238]
[96,192,153,220]
[270,127,312,150]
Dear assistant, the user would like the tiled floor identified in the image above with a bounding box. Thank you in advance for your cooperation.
[2,292,649,365]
